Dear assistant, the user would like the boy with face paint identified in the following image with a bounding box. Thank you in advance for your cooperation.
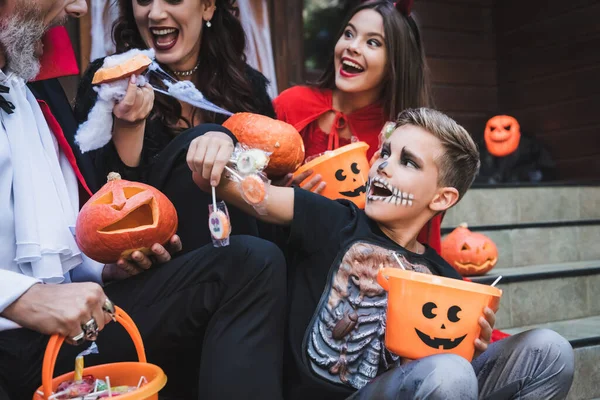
[190,107,574,400]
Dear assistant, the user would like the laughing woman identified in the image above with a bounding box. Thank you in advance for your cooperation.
[75,0,275,252]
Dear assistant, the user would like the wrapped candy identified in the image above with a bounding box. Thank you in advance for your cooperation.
[226,145,272,215]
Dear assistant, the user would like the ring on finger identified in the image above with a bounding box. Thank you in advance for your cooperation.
[102,298,116,321]
[70,331,85,346]
[82,318,99,341]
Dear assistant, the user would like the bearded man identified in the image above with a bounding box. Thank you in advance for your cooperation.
[0,2,286,399]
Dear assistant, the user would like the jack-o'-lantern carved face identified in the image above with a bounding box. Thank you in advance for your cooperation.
[484,115,521,157]
[75,173,178,264]
[441,224,498,276]
[415,302,467,350]
[335,162,367,198]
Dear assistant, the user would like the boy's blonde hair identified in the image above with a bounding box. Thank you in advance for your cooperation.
[387,108,480,201]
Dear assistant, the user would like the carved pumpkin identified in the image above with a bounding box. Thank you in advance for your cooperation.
[441,223,498,276]
[292,142,370,208]
[223,113,305,177]
[484,115,521,157]
[76,172,178,263]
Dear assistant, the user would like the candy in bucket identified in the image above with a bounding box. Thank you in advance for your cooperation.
[39,343,149,399]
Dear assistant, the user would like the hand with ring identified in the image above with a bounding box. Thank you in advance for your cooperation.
[0,282,116,345]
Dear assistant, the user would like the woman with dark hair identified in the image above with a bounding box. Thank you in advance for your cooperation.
[274,0,443,252]
[74,0,275,254]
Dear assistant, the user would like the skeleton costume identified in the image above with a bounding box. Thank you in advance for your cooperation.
[283,188,574,400]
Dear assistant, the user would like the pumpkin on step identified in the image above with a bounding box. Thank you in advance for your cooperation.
[223,112,305,177]
[441,223,498,276]
[76,172,178,264]
[484,115,521,157]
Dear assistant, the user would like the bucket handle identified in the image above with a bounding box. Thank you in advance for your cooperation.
[377,269,390,291]
[40,306,146,399]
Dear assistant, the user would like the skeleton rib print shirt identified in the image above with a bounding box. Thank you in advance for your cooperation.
[285,188,462,394]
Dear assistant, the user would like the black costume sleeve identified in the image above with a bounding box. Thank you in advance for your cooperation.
[289,187,357,254]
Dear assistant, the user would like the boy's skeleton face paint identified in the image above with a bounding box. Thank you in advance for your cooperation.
[366,176,414,206]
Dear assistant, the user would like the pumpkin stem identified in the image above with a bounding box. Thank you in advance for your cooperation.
[107,172,122,182]
[459,222,469,228]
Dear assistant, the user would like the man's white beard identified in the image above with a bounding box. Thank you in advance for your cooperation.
[0,9,45,82]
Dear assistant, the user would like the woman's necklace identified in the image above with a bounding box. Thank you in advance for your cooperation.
[172,63,200,77]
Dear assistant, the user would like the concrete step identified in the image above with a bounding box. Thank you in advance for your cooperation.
[443,185,600,228]
[497,316,600,400]
[443,222,600,269]
[470,261,600,329]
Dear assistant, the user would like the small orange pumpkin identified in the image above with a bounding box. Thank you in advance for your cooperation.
[441,223,498,276]
[484,115,521,157]
[92,53,152,84]
[223,112,305,177]
[76,172,178,264]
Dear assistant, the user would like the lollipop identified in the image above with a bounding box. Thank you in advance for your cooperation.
[208,186,231,246]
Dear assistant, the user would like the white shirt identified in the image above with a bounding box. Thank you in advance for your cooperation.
[0,69,104,331]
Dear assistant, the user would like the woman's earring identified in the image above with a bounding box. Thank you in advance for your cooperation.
[206,20,212,28]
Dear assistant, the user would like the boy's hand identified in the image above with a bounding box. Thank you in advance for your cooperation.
[474,307,496,358]
[187,132,235,189]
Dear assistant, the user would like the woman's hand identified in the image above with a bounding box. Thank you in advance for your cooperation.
[1,282,113,343]
[187,131,235,190]
[272,169,326,194]
[474,307,496,358]
[113,74,154,126]
[102,235,183,281]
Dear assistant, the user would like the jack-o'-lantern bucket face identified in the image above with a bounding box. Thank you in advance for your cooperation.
[377,268,502,361]
[292,142,370,208]
[484,115,521,157]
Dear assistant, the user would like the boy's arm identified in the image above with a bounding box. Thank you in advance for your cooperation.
[200,173,295,226]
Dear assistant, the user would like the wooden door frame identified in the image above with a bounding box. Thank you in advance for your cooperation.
[269,0,305,93]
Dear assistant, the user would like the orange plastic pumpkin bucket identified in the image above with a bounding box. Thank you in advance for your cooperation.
[292,142,370,208]
[377,268,502,361]
[33,306,167,400]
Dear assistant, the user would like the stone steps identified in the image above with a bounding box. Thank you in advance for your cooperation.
[444,221,600,269]
[445,184,600,399]
[471,260,600,330]
[443,185,600,228]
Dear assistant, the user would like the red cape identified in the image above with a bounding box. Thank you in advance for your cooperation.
[274,86,385,161]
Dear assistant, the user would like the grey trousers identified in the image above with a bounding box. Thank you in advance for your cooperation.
[348,328,575,400]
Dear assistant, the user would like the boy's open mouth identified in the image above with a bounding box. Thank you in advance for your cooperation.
[150,27,179,51]
[367,177,414,206]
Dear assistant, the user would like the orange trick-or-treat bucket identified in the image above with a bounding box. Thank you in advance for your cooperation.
[292,142,370,208]
[377,268,502,361]
[33,306,167,399]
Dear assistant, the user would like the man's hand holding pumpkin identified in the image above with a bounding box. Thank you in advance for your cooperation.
[102,235,182,282]
[474,306,496,358]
